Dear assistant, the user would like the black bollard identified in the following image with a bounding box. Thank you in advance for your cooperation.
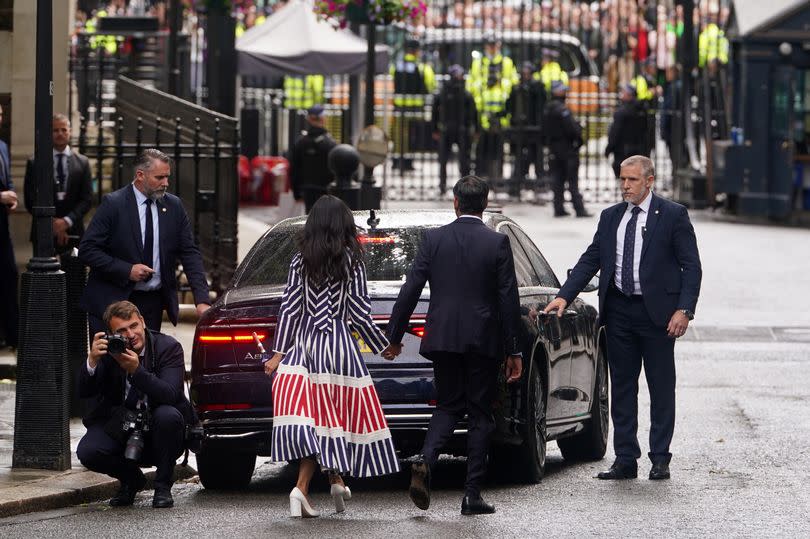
[13,0,71,471]
[328,144,362,210]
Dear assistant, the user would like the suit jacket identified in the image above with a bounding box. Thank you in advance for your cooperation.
[387,217,521,360]
[23,151,93,242]
[78,184,210,324]
[0,140,11,239]
[76,330,195,427]
[557,193,702,327]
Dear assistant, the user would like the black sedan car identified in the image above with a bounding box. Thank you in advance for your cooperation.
[190,210,608,489]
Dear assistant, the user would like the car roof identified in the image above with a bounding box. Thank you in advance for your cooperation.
[273,209,512,233]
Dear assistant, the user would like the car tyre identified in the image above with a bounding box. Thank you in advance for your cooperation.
[558,345,609,461]
[498,363,547,484]
[197,448,257,490]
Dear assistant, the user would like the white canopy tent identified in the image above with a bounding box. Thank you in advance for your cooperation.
[236,1,390,76]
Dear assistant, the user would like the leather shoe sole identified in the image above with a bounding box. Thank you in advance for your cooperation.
[461,496,496,515]
[596,467,638,480]
[109,474,146,507]
[409,462,431,510]
[152,491,174,508]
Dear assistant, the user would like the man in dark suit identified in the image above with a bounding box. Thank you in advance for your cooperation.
[23,113,93,253]
[544,155,702,481]
[0,103,19,349]
[77,300,196,508]
[79,148,210,334]
[385,175,523,515]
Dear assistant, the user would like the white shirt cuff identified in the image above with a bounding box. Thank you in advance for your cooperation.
[86,359,96,376]
[63,216,73,227]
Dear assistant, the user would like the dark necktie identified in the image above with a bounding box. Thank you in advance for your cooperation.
[621,206,642,296]
[143,199,154,267]
[56,153,66,192]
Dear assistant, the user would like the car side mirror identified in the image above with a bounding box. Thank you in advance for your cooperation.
[583,275,599,293]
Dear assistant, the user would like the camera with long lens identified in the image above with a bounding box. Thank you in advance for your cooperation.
[104,334,129,355]
[122,404,150,461]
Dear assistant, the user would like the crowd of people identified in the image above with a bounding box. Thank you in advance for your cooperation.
[423,0,731,92]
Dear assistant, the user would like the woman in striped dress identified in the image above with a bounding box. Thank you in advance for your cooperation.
[264,195,401,518]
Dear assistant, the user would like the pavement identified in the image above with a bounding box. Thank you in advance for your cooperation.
[2,191,809,522]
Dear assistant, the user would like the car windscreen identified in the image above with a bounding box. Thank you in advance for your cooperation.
[236,227,431,287]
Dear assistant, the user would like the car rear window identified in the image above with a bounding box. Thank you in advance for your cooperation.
[236,227,430,287]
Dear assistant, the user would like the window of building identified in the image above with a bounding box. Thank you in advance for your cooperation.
[0,0,13,32]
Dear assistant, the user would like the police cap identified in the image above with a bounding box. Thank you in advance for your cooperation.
[307,104,325,117]
[448,64,464,77]
[484,32,498,45]
[405,38,421,50]
[542,47,559,59]
[551,80,568,94]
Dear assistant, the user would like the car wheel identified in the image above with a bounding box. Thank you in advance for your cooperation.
[558,345,609,461]
[197,448,257,490]
[520,363,547,483]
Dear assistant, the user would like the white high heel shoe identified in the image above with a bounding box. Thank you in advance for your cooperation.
[289,487,320,518]
[330,483,352,513]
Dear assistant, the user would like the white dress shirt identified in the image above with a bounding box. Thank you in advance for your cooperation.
[457,214,484,222]
[132,184,162,291]
[53,147,73,226]
[614,192,652,295]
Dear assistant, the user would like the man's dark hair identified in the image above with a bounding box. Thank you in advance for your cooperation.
[103,301,142,328]
[134,148,172,173]
[453,175,489,214]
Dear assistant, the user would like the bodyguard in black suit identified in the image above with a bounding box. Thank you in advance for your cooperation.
[0,103,19,349]
[79,149,210,334]
[23,114,93,253]
[545,155,702,481]
[385,176,523,515]
[77,300,196,508]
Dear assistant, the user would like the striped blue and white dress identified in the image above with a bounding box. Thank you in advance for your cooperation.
[270,252,400,477]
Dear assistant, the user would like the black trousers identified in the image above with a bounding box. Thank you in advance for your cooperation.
[604,286,676,466]
[421,352,500,497]
[77,405,185,490]
[0,231,18,347]
[437,132,471,191]
[549,154,585,215]
[475,131,504,181]
[88,289,164,340]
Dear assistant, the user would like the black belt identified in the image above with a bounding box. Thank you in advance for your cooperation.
[608,281,643,300]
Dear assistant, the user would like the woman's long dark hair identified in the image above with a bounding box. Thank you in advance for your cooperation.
[298,195,363,285]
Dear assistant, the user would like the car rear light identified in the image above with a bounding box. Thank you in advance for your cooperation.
[197,403,253,412]
[358,234,397,244]
[198,332,269,344]
[195,317,277,371]
[428,399,437,406]
[407,325,425,338]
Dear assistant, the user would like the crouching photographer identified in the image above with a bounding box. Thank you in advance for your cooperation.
[76,300,197,509]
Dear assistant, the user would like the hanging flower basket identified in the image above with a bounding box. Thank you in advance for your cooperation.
[315,0,427,29]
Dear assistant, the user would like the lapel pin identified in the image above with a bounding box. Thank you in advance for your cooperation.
[162,207,167,212]
[655,210,659,215]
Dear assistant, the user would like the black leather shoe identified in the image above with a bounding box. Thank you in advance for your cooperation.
[649,462,671,480]
[461,495,496,515]
[575,212,593,218]
[152,487,174,508]
[409,459,431,510]
[109,473,146,507]
[554,210,571,217]
[596,462,638,480]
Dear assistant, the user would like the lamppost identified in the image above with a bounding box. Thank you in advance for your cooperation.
[13,0,71,470]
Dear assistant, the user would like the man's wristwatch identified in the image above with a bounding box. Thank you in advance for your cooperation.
[680,309,694,321]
